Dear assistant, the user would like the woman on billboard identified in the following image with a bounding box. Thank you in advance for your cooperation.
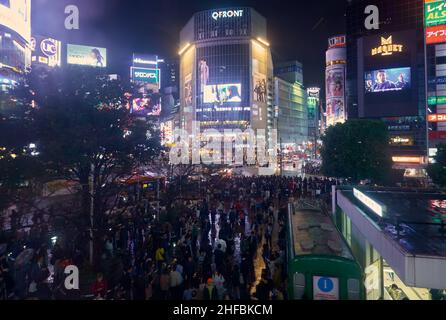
[199,60,209,92]
[90,48,105,67]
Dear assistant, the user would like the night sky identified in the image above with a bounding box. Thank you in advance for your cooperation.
[32,0,347,88]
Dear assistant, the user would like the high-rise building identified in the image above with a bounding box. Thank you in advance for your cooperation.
[274,76,308,148]
[0,0,31,90]
[274,61,304,84]
[326,35,347,128]
[178,7,274,136]
[346,0,427,170]
[425,1,446,159]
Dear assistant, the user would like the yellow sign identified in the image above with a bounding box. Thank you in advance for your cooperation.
[371,36,403,56]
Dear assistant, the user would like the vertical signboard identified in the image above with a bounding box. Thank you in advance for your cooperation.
[425,0,446,27]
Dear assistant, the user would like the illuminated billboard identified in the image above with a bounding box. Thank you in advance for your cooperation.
[31,36,62,68]
[132,54,158,67]
[131,67,160,85]
[160,121,174,146]
[428,113,446,122]
[328,35,346,49]
[203,84,242,104]
[364,67,411,93]
[326,65,346,126]
[361,30,418,118]
[426,25,446,44]
[131,97,161,116]
[67,44,107,67]
[425,0,446,27]
[0,0,31,41]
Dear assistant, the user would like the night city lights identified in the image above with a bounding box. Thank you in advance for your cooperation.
[0,0,446,315]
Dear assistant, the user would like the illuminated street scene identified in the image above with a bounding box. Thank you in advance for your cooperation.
[0,0,446,303]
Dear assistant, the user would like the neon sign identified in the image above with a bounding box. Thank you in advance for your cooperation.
[353,188,386,217]
[371,36,403,56]
[428,114,446,122]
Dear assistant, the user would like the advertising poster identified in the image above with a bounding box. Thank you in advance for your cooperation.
[326,98,345,126]
[326,67,345,99]
[198,59,210,94]
[326,66,345,126]
[184,73,193,108]
[0,0,31,41]
[67,44,107,67]
[253,72,267,103]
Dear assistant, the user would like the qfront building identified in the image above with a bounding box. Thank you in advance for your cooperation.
[178,8,274,137]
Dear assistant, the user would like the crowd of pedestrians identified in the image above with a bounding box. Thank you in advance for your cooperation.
[0,175,340,300]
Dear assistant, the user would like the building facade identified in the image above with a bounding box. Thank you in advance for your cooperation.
[346,0,427,170]
[178,8,274,137]
[274,76,308,148]
[425,1,446,160]
[0,0,31,90]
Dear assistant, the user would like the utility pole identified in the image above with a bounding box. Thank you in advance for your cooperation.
[156,178,160,221]
[89,163,94,266]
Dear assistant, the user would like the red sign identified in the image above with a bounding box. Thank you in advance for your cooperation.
[328,35,346,49]
[430,131,446,139]
[426,25,446,44]
[428,114,446,122]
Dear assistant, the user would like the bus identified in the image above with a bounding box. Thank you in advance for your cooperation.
[286,200,365,300]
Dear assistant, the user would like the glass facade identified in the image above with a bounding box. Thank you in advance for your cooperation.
[275,77,308,146]
[180,7,273,134]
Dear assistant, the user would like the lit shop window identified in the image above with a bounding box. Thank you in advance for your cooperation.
[383,261,432,300]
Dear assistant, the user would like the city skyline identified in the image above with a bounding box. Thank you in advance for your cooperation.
[32,0,347,88]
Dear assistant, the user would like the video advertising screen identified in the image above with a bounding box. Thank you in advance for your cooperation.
[365,67,411,94]
[203,84,242,104]
[131,97,161,116]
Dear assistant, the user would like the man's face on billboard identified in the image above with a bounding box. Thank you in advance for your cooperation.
[377,71,386,84]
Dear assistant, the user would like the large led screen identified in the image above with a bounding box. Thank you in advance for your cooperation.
[131,97,161,116]
[67,44,107,67]
[364,67,411,93]
[203,84,242,104]
[196,43,251,127]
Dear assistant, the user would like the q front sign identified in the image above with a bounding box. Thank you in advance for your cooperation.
[211,9,244,21]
